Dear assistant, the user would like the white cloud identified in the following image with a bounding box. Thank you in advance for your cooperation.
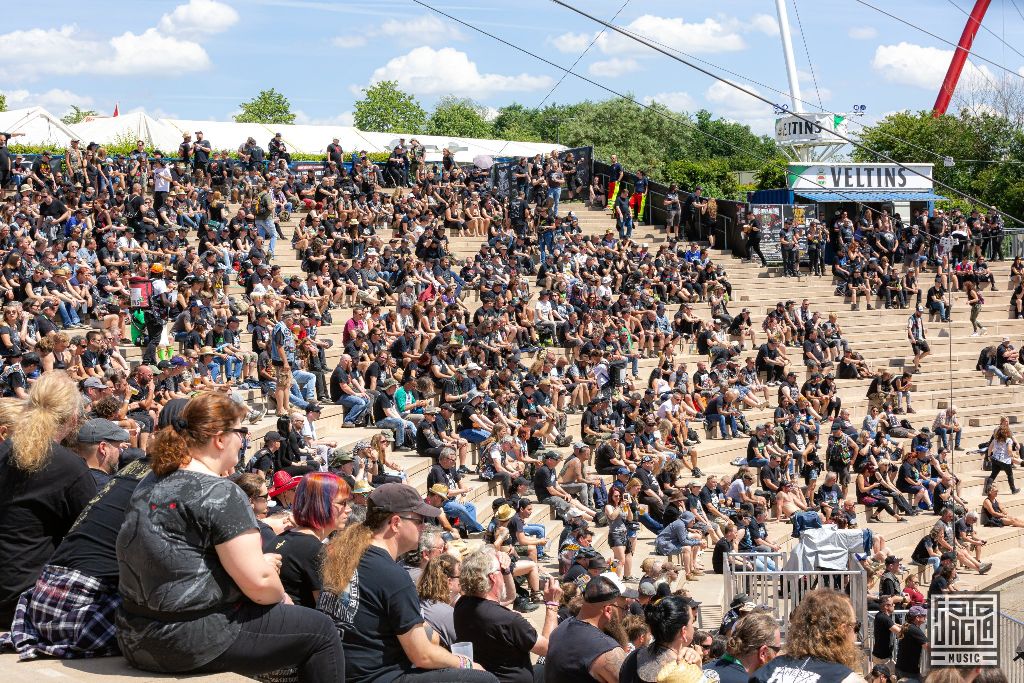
[796,70,832,103]
[366,46,553,97]
[587,57,639,78]
[748,14,779,36]
[848,26,878,40]
[871,41,994,89]
[704,80,775,134]
[158,0,239,36]
[0,23,212,81]
[552,14,747,57]
[334,15,461,49]
[3,88,93,114]
[294,110,355,126]
[643,91,697,112]
[548,31,592,53]
[333,36,367,49]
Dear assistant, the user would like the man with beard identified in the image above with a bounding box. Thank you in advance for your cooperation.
[545,574,633,682]
[453,545,562,683]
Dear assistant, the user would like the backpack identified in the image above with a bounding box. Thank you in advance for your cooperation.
[256,191,274,220]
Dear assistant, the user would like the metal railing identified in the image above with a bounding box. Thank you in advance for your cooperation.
[722,550,868,638]
[998,612,1024,682]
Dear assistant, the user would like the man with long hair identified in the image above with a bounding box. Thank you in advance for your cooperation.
[319,483,497,683]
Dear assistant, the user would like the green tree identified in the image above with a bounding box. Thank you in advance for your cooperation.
[664,158,739,199]
[234,88,296,125]
[491,103,544,142]
[0,93,6,113]
[353,81,426,134]
[426,96,493,138]
[854,110,1024,215]
[754,157,789,190]
[61,105,98,125]
[690,109,781,170]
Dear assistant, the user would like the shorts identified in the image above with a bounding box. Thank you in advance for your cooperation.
[830,467,851,487]
[608,529,627,548]
[274,363,291,384]
[912,340,930,354]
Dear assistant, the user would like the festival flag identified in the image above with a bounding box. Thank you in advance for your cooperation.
[112,103,119,117]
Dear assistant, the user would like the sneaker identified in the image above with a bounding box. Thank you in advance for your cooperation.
[979,562,992,575]
[513,597,539,613]
[692,467,704,477]
[457,465,472,475]
[247,407,266,424]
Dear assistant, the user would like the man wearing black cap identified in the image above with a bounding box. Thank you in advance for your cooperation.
[535,450,596,522]
[318,483,495,681]
[245,432,284,478]
[545,574,629,682]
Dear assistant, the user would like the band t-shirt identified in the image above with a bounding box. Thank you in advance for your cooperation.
[323,545,424,683]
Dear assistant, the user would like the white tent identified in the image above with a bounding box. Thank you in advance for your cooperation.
[68,109,562,160]
[0,107,79,148]
[72,111,180,151]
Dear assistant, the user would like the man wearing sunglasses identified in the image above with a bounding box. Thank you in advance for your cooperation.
[74,418,130,486]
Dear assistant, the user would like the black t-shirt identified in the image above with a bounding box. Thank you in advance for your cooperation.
[712,536,732,574]
[115,469,257,673]
[427,463,459,491]
[872,611,896,659]
[268,529,323,608]
[0,439,97,621]
[894,623,927,675]
[49,459,150,582]
[372,391,396,422]
[545,617,620,683]
[534,464,557,502]
[453,595,538,683]
[324,545,424,683]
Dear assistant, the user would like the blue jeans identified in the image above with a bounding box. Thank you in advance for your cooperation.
[377,417,417,448]
[710,414,739,438]
[337,394,368,425]
[288,384,311,410]
[223,355,242,381]
[256,217,276,257]
[293,370,316,402]
[524,524,547,556]
[752,554,778,571]
[928,300,947,320]
[57,301,81,327]
[460,428,490,444]
[539,230,554,260]
[934,426,961,450]
[444,499,484,533]
[547,186,561,217]
[638,514,663,533]
[619,215,633,240]
[986,365,1010,384]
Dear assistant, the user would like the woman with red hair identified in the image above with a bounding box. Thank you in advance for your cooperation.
[268,472,352,607]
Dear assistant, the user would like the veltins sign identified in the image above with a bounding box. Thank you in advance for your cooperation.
[787,163,934,191]
[775,113,846,145]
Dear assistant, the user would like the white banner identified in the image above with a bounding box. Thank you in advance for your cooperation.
[788,163,934,191]
[774,113,846,144]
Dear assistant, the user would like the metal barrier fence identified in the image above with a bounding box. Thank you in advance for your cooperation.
[722,550,869,639]
[998,612,1024,682]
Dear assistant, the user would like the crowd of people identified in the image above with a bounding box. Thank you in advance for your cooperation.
[0,128,1013,682]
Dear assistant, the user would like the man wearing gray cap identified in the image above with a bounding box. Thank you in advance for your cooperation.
[318,483,495,681]
[74,418,130,486]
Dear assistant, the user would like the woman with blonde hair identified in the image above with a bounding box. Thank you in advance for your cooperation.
[0,371,93,626]
[417,553,462,649]
[115,392,342,681]
[35,331,71,372]
[750,589,866,682]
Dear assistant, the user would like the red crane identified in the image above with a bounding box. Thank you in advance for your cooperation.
[933,0,992,116]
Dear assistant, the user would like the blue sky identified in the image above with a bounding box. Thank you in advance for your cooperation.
[3,0,1024,136]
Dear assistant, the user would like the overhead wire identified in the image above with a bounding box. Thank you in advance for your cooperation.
[789,0,823,111]
[944,0,1024,64]
[492,0,632,158]
[547,0,1024,228]
[406,0,903,222]
[851,0,1024,82]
